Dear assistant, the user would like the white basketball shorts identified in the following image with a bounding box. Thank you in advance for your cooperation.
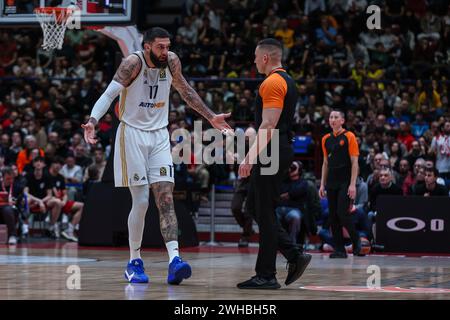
[114,122,174,187]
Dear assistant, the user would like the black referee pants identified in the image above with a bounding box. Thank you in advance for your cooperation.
[245,145,301,279]
[326,184,360,253]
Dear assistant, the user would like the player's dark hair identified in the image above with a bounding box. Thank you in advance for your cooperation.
[143,27,172,43]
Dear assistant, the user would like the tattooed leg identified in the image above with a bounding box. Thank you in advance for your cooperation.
[151,181,178,242]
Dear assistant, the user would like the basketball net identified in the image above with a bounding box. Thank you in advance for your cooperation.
[35,7,75,50]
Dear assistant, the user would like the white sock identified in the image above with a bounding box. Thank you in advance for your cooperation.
[67,223,74,234]
[129,240,142,261]
[166,240,179,263]
[128,185,149,262]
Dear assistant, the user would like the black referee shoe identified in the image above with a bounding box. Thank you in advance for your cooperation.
[285,253,312,286]
[237,276,281,289]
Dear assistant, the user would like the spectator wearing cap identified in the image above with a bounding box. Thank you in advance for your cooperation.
[16,135,45,174]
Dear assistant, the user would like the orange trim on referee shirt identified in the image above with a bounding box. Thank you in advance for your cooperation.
[344,131,360,157]
[259,73,287,109]
[321,133,330,158]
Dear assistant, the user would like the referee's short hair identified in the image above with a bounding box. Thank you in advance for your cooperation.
[257,38,283,57]
[257,38,283,50]
[331,109,345,119]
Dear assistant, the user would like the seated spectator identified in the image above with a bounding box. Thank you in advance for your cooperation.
[411,113,430,138]
[387,102,410,128]
[177,16,198,45]
[403,158,425,194]
[22,148,44,177]
[304,0,326,17]
[83,148,106,182]
[48,160,83,242]
[16,135,45,174]
[424,160,446,186]
[59,153,83,201]
[316,16,337,48]
[413,168,448,196]
[409,165,426,194]
[275,19,295,61]
[0,167,26,245]
[398,158,413,193]
[275,161,308,244]
[25,157,63,238]
[407,140,427,167]
[397,121,415,151]
[83,165,99,201]
[368,168,403,241]
[74,144,92,169]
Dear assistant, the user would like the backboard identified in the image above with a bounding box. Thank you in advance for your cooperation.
[0,0,136,26]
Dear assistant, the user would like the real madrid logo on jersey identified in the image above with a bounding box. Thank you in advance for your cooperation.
[159,69,167,81]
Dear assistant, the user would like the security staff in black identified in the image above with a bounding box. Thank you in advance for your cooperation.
[238,38,311,289]
[319,110,365,258]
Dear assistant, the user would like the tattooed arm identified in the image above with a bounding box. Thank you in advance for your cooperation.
[82,55,142,144]
[112,54,142,88]
[168,51,233,132]
[151,182,178,242]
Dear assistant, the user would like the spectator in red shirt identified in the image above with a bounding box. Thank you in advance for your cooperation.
[397,121,415,151]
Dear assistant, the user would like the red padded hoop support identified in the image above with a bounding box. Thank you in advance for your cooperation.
[34,7,74,23]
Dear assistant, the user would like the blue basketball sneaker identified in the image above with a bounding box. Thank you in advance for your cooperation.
[124,259,149,283]
[167,256,192,285]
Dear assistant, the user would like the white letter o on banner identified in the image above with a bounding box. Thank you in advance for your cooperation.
[386,217,426,232]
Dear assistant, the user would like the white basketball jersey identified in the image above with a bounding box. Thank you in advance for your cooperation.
[117,51,172,131]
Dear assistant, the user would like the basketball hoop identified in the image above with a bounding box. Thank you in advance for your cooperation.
[34,7,75,50]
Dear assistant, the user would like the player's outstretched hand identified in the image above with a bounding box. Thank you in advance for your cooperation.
[210,113,234,136]
[81,121,98,145]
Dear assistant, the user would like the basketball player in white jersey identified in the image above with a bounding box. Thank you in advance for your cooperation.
[82,27,232,284]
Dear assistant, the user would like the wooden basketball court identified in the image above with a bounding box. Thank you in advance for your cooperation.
[1,241,449,300]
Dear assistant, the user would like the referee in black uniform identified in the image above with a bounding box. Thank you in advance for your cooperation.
[237,39,311,289]
[319,110,365,258]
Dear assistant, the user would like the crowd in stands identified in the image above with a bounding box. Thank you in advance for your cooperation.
[0,0,449,249]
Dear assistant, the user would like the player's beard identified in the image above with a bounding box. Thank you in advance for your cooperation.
[150,50,168,68]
